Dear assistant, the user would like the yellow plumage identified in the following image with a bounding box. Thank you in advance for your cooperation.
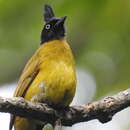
[13,40,76,130]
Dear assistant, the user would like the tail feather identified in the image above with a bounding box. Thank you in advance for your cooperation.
[9,114,15,130]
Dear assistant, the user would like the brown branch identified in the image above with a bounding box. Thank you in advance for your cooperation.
[0,89,130,126]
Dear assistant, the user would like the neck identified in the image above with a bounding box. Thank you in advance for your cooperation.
[40,37,65,45]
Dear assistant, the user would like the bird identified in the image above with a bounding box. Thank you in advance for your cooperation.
[9,4,77,130]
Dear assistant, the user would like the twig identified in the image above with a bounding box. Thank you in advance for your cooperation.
[0,89,130,126]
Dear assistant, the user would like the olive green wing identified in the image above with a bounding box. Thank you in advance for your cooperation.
[14,57,40,97]
[9,53,40,130]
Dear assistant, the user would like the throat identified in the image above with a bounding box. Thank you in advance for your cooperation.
[40,33,65,45]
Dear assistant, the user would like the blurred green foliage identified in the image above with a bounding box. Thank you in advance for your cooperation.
[0,0,130,98]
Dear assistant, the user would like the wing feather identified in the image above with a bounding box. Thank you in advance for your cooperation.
[9,53,40,130]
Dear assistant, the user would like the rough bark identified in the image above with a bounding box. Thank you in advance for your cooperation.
[0,89,130,126]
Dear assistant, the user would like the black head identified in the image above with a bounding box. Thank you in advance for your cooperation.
[41,5,67,44]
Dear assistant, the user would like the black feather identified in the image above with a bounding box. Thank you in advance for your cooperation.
[44,4,55,22]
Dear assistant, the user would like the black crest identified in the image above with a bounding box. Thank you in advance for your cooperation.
[44,4,55,22]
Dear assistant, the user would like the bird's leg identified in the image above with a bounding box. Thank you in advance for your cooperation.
[54,119,62,130]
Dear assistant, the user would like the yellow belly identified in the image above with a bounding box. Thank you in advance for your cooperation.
[25,62,76,107]
[24,40,76,107]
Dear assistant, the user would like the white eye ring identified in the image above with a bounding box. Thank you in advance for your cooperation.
[45,24,51,29]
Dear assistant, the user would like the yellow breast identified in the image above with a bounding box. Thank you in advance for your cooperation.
[24,40,76,107]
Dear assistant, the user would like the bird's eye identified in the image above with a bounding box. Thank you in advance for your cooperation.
[45,24,51,30]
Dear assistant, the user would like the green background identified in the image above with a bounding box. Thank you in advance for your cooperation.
[0,0,130,130]
[0,0,130,111]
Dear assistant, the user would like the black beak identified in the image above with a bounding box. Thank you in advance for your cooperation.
[55,16,67,27]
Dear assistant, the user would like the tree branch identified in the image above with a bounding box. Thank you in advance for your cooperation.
[0,89,130,126]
